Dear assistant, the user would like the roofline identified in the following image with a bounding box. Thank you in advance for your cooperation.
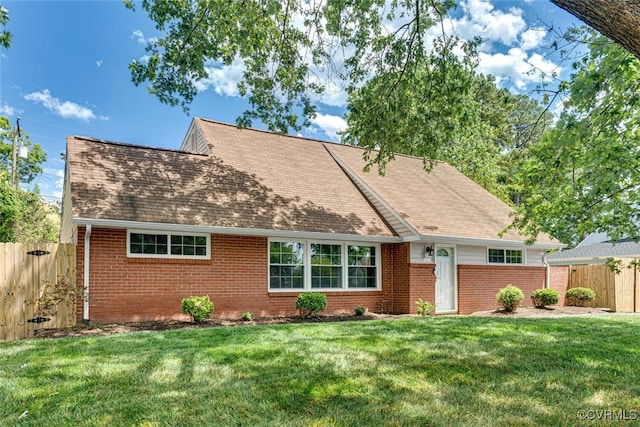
[324,144,420,238]
[548,254,640,265]
[71,217,564,247]
[68,135,209,157]
[417,233,565,249]
[72,218,403,243]
[194,117,447,165]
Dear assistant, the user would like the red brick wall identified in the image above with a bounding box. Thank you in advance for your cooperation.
[550,266,569,306]
[388,243,410,314]
[458,265,567,314]
[74,226,571,321]
[408,264,436,314]
[76,227,392,322]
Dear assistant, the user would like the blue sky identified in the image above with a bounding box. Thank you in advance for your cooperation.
[0,0,580,202]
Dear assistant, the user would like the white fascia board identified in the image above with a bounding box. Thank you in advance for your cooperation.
[72,217,403,243]
[417,233,566,250]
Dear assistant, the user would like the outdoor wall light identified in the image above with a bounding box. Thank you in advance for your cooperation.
[425,245,434,257]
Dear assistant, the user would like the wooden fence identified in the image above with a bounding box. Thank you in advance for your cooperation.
[568,259,639,312]
[1,243,77,340]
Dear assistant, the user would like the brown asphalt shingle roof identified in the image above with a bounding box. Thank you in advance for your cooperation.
[325,143,557,244]
[66,118,558,244]
[67,123,394,236]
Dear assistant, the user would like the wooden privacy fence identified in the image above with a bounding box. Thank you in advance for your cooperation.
[569,259,640,312]
[1,243,77,340]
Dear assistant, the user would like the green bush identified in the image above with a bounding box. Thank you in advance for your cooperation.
[295,292,327,318]
[241,311,254,321]
[415,298,435,317]
[496,285,524,312]
[354,306,367,316]
[181,295,214,323]
[566,287,596,307]
[531,288,560,308]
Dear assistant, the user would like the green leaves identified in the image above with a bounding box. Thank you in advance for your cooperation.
[343,37,551,206]
[127,0,458,133]
[514,31,640,245]
[0,120,47,185]
[0,5,11,49]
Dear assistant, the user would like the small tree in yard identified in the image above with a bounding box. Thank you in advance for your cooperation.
[295,292,327,318]
[496,285,524,312]
[181,295,214,323]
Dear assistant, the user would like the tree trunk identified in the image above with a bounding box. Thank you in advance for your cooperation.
[551,0,640,59]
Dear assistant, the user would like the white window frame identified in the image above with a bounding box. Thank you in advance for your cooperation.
[486,247,524,265]
[268,239,306,290]
[127,229,211,260]
[268,238,381,292]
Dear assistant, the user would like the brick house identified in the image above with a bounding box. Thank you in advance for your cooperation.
[60,118,567,323]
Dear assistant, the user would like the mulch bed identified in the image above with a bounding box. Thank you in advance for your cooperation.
[32,306,617,339]
[32,312,400,339]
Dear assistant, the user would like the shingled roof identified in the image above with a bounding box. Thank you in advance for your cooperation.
[547,239,640,265]
[65,118,561,246]
[66,131,394,237]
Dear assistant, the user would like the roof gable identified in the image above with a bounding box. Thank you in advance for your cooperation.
[66,128,394,237]
[325,143,558,245]
[65,118,561,246]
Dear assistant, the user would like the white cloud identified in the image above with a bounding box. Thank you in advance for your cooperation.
[0,101,15,116]
[195,58,245,96]
[132,29,158,46]
[311,113,347,141]
[308,77,348,108]
[96,59,103,68]
[132,29,145,44]
[452,0,527,47]
[520,28,546,51]
[24,89,108,121]
[477,48,560,91]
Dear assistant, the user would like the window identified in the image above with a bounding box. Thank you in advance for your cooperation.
[488,248,523,264]
[347,245,377,288]
[128,231,210,259]
[311,243,342,288]
[269,241,305,289]
[269,240,380,291]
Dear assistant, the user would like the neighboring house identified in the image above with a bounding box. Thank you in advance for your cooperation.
[547,238,640,266]
[60,118,567,322]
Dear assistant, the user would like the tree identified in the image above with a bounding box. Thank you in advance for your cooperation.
[0,4,11,49]
[343,41,551,204]
[551,0,640,60]
[0,170,59,242]
[0,12,58,243]
[125,0,459,133]
[512,33,640,246]
[0,117,47,184]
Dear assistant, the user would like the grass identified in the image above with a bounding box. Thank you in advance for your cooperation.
[2,315,640,426]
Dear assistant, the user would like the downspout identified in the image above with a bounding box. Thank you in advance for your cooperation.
[83,224,92,324]
[543,253,551,289]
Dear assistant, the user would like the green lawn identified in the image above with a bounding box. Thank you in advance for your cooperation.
[2,315,640,426]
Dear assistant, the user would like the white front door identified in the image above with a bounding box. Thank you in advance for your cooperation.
[435,247,456,312]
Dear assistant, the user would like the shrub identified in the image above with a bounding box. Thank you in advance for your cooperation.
[295,292,327,318]
[354,306,367,316]
[566,287,596,307]
[415,298,435,317]
[181,295,214,323]
[496,285,524,312]
[531,288,560,308]
[241,312,254,321]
